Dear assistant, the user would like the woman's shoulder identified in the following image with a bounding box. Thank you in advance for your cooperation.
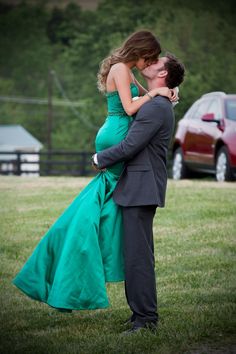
[110,62,129,74]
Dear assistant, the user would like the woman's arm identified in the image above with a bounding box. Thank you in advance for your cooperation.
[110,63,172,116]
[133,77,148,96]
[133,76,180,104]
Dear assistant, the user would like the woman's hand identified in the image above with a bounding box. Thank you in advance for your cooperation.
[149,86,179,102]
[170,87,179,103]
[149,87,172,100]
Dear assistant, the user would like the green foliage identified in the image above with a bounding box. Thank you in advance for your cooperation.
[0,0,235,149]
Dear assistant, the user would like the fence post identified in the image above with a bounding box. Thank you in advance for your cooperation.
[80,152,88,175]
[16,152,21,176]
[47,151,52,175]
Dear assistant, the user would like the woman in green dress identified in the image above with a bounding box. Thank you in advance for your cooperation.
[13,30,174,311]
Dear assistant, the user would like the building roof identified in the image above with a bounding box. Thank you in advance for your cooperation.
[0,125,43,151]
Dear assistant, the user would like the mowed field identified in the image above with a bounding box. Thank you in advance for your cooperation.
[0,176,235,354]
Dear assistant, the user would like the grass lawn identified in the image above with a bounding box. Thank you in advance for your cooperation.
[0,176,235,354]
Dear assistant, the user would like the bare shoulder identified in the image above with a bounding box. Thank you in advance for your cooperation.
[110,62,130,75]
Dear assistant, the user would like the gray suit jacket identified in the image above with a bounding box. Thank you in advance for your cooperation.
[97,96,175,207]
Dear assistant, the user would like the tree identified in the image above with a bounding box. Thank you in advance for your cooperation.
[0,0,235,151]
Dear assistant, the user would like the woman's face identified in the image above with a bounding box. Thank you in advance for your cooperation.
[141,57,167,79]
[135,58,151,71]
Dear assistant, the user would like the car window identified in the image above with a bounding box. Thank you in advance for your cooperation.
[225,99,236,121]
[192,100,211,120]
[207,100,222,119]
[184,101,200,119]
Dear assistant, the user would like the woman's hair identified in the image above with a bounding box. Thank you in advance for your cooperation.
[97,30,161,93]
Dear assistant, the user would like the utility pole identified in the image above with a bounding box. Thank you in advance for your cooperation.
[47,69,53,152]
[47,70,53,175]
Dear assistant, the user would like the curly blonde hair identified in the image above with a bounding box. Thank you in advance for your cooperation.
[97,30,161,93]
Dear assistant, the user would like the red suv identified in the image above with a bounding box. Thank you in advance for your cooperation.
[172,92,236,182]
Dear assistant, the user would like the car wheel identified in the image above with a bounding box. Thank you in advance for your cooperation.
[172,148,188,180]
[215,147,233,182]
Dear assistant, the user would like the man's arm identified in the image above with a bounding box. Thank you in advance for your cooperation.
[97,100,168,169]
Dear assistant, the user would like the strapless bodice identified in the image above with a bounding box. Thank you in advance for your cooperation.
[106,83,139,115]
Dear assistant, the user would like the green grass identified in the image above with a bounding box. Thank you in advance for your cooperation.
[0,176,236,354]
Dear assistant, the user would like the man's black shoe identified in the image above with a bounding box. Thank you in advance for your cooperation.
[121,325,144,336]
[121,322,158,336]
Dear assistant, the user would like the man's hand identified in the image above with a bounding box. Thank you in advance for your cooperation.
[91,154,106,171]
[92,163,100,171]
[91,154,99,171]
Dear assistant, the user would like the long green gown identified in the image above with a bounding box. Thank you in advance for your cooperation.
[13,83,139,310]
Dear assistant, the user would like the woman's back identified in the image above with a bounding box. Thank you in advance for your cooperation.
[95,82,139,152]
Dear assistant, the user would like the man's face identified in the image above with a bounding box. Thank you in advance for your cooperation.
[141,57,168,79]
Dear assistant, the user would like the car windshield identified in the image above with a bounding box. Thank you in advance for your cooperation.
[225,99,236,121]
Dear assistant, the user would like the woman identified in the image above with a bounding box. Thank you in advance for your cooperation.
[13,30,175,311]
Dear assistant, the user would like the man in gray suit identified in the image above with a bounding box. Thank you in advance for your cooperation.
[93,53,185,334]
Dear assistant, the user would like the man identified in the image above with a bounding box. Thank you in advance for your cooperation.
[93,53,185,334]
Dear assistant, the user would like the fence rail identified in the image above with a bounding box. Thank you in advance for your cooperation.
[0,150,95,176]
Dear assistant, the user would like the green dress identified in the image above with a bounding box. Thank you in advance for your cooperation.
[13,83,139,310]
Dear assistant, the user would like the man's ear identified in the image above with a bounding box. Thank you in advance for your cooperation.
[158,69,168,78]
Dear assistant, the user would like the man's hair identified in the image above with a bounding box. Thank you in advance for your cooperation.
[164,53,185,88]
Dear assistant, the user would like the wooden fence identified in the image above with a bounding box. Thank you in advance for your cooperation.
[0,151,95,176]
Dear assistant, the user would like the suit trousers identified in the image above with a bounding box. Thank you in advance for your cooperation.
[122,205,158,327]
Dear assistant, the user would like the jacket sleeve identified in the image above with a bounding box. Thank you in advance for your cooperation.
[97,100,167,169]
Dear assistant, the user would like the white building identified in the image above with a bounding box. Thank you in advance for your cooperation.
[0,125,43,176]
